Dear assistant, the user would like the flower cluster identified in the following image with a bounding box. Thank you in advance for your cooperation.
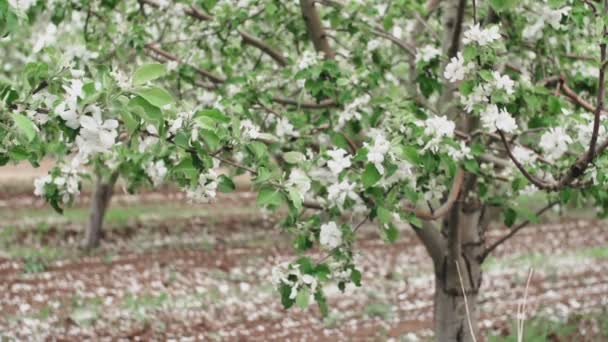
[34,165,81,205]
[185,169,219,203]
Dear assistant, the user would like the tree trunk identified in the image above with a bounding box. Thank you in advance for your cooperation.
[81,172,118,249]
[434,258,481,342]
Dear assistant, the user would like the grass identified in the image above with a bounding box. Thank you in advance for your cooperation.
[489,310,608,341]
[482,245,608,272]
[0,201,258,226]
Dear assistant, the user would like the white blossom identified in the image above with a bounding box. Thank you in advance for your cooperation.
[145,160,168,187]
[276,118,299,138]
[327,180,360,209]
[337,94,370,129]
[463,24,501,46]
[492,71,516,95]
[286,169,311,200]
[415,45,441,64]
[33,23,57,52]
[76,111,119,156]
[512,146,536,165]
[319,222,342,249]
[240,119,261,140]
[444,52,474,83]
[297,50,321,71]
[326,148,352,174]
[447,141,471,161]
[480,104,518,133]
[422,115,455,152]
[539,127,572,161]
[33,175,52,197]
[460,84,490,113]
[365,131,391,174]
[186,169,219,203]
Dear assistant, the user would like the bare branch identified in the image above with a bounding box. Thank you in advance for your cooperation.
[412,221,447,269]
[145,44,226,84]
[299,0,336,59]
[497,129,558,190]
[482,201,559,259]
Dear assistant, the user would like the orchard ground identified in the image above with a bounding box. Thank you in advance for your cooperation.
[1,164,608,341]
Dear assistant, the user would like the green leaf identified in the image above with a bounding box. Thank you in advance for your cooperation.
[362,163,381,188]
[295,288,310,309]
[504,207,517,227]
[218,175,235,193]
[12,113,37,142]
[464,159,480,174]
[120,111,139,135]
[133,63,166,86]
[133,86,174,108]
[377,207,392,224]
[384,223,398,243]
[279,283,295,309]
[257,187,284,208]
[200,129,220,151]
[128,96,163,129]
[351,268,362,286]
[283,151,306,164]
[288,188,303,209]
[314,290,329,317]
[195,109,230,123]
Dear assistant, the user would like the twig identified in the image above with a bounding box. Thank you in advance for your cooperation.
[482,201,559,259]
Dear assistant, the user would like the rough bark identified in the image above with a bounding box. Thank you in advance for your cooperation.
[434,206,485,342]
[299,0,335,59]
[81,172,118,250]
[434,277,479,342]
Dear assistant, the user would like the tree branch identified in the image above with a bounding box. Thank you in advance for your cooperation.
[482,201,559,259]
[140,0,288,66]
[299,0,336,59]
[412,221,447,270]
[403,169,465,220]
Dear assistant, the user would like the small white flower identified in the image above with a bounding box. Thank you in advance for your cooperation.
[463,24,501,46]
[76,111,119,156]
[286,169,311,200]
[423,115,455,152]
[492,71,516,95]
[512,146,536,165]
[326,148,352,174]
[33,175,52,197]
[337,94,370,129]
[444,52,475,83]
[297,50,321,71]
[461,84,490,113]
[539,127,572,161]
[327,180,360,209]
[110,69,131,89]
[145,160,168,187]
[365,131,391,174]
[240,119,261,140]
[276,117,299,138]
[480,104,518,133]
[415,45,441,64]
[186,169,219,203]
[319,222,342,249]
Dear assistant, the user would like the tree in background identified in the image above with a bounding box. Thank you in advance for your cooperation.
[1,0,607,340]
